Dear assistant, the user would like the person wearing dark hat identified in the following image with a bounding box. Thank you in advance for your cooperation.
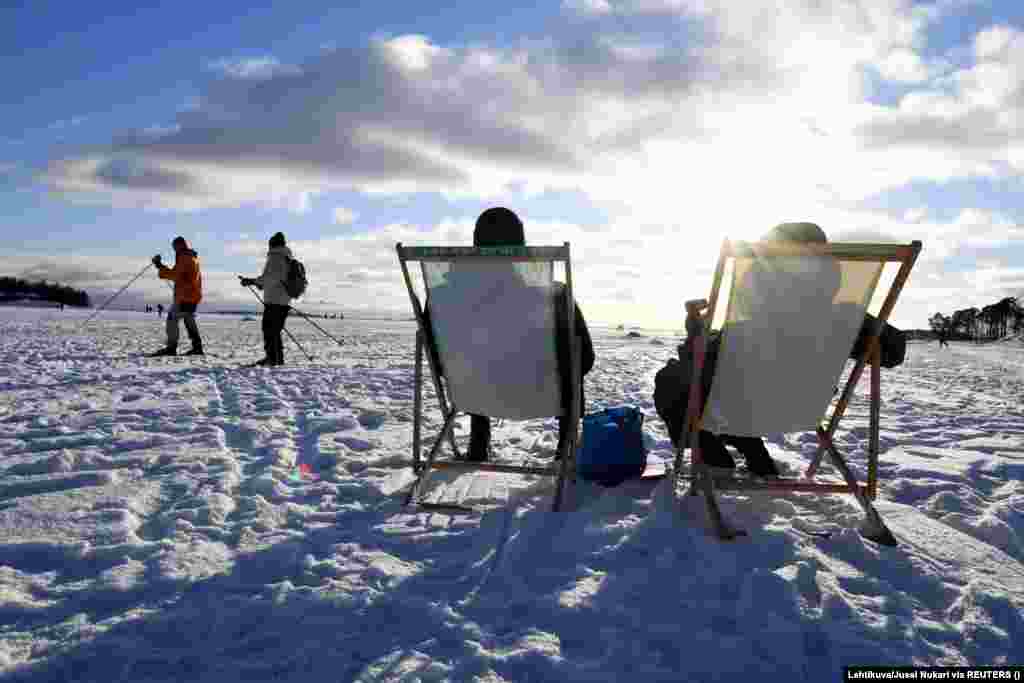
[239,232,294,366]
[472,206,526,247]
[657,220,905,477]
[656,223,833,476]
[150,236,204,356]
[423,207,595,461]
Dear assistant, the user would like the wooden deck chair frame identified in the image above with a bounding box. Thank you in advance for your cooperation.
[396,243,581,512]
[672,239,922,544]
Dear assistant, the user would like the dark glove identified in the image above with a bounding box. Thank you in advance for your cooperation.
[239,277,254,287]
[152,254,163,267]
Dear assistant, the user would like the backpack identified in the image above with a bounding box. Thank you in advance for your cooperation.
[576,406,647,487]
[283,257,308,299]
[653,357,689,448]
[849,314,906,368]
[653,334,721,447]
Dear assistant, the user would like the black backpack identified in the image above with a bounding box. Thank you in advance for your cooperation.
[849,314,906,368]
[653,356,689,447]
[283,257,308,299]
[653,334,720,447]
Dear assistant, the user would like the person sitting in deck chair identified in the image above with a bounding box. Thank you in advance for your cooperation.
[701,222,836,475]
[657,221,905,476]
[422,207,595,462]
[656,222,834,476]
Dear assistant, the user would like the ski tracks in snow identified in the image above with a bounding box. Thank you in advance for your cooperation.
[3,315,1024,679]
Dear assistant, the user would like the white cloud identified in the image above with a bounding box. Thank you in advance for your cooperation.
[40,2,1010,218]
[855,22,1024,183]
[974,24,1017,60]
[379,34,451,72]
[45,156,333,212]
[332,207,358,225]
[206,56,302,80]
[209,209,945,330]
[903,207,927,223]
[951,208,1024,249]
[876,47,933,83]
[563,0,613,14]
[33,2,1024,328]
[2,200,1016,329]
[42,23,776,211]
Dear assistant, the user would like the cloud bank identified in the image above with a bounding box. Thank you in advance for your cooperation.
[32,1,1024,326]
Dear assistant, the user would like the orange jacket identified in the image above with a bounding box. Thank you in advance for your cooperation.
[158,248,203,305]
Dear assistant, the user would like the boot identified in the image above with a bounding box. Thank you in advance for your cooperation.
[743,450,780,478]
[185,331,204,355]
[721,435,779,477]
[698,431,736,469]
[467,415,491,462]
[148,346,177,357]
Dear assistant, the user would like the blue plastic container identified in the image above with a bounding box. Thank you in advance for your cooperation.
[576,406,647,487]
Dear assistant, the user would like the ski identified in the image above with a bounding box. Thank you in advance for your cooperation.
[138,351,220,359]
[238,360,274,368]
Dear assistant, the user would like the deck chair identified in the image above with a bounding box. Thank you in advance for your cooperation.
[396,243,582,512]
[672,239,922,544]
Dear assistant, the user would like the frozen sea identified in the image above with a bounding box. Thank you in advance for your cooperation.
[0,306,1022,681]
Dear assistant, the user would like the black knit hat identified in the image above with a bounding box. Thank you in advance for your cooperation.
[764,222,827,243]
[172,236,187,249]
[269,232,286,248]
[473,207,525,247]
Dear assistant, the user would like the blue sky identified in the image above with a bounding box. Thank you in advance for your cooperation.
[3,0,1024,328]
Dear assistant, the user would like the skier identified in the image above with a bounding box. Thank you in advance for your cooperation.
[239,232,294,366]
[150,236,204,356]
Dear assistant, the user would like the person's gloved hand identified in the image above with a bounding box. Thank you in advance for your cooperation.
[238,276,254,287]
[152,254,163,267]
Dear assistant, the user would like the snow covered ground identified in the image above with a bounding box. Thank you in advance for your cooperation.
[0,306,1021,681]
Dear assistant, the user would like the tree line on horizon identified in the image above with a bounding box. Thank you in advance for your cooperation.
[0,276,91,307]
[929,296,1022,342]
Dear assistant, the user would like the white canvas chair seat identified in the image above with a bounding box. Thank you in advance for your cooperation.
[396,244,581,512]
[424,261,562,420]
[704,254,883,436]
[673,240,922,544]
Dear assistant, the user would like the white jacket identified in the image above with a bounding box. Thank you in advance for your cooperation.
[254,246,294,306]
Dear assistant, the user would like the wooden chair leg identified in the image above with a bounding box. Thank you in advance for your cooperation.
[412,331,423,474]
[552,430,575,512]
[405,411,458,506]
[697,465,746,540]
[817,428,897,546]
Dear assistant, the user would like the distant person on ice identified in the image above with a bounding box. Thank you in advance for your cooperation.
[239,231,294,367]
[150,236,204,357]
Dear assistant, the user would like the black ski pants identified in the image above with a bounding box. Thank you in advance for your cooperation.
[166,303,202,351]
[262,304,290,366]
[468,385,585,461]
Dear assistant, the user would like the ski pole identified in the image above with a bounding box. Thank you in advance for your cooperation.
[287,303,345,347]
[80,261,154,328]
[245,285,315,362]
